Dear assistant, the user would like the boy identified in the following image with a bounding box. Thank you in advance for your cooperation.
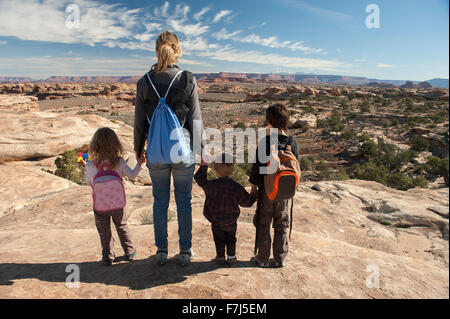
[194,153,257,266]
[249,103,300,268]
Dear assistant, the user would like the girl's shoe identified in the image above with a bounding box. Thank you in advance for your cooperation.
[156,249,168,266]
[250,256,269,268]
[126,251,137,261]
[178,248,194,266]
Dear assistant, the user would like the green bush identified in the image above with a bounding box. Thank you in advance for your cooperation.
[360,101,370,113]
[424,156,449,185]
[318,111,345,132]
[410,136,430,151]
[351,162,389,185]
[54,150,86,185]
[300,156,312,171]
[234,122,247,130]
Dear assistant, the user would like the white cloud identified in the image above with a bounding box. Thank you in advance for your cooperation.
[377,63,393,68]
[167,19,209,37]
[0,0,140,46]
[193,7,210,20]
[198,47,351,71]
[212,28,242,40]
[213,28,324,54]
[212,10,232,23]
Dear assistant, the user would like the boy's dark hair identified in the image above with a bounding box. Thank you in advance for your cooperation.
[213,153,234,178]
[266,103,290,130]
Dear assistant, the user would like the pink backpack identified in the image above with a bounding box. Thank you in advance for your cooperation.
[92,163,126,212]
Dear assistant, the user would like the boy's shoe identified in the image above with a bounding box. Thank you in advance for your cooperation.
[226,256,237,267]
[101,259,113,267]
[125,251,137,261]
[213,256,226,265]
[250,256,269,268]
[156,249,168,266]
[178,248,194,266]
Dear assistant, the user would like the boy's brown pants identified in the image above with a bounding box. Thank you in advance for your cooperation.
[255,191,289,264]
[94,208,135,262]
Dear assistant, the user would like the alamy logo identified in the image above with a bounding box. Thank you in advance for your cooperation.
[365,4,380,29]
[365,264,380,288]
[66,4,80,29]
[65,264,80,288]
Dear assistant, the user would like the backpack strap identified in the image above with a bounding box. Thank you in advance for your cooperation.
[289,197,294,241]
[146,71,161,99]
[164,70,184,99]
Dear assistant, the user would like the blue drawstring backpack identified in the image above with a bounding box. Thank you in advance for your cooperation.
[146,70,191,164]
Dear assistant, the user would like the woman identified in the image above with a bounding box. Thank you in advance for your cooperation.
[134,31,205,266]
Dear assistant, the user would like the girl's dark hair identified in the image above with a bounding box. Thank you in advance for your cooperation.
[266,103,290,130]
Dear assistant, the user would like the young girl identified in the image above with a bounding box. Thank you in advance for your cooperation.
[85,127,145,266]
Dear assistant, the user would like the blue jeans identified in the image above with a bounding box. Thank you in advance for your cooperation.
[147,158,195,252]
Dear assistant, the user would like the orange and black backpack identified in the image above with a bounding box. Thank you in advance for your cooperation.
[264,138,301,239]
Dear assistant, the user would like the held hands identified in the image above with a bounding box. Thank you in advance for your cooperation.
[136,151,146,166]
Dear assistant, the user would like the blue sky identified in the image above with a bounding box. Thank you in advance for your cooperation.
[0,0,448,81]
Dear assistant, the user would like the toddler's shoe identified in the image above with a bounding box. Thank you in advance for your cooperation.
[226,256,237,267]
[213,256,226,265]
[126,251,137,261]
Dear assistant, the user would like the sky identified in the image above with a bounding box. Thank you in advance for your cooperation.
[0,0,448,81]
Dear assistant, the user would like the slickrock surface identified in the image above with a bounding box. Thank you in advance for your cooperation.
[0,163,448,298]
[0,94,39,111]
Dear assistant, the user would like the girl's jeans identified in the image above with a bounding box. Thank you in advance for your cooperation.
[147,159,195,252]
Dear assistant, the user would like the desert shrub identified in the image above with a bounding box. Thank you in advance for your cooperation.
[300,156,312,171]
[358,139,417,171]
[382,99,391,107]
[340,128,357,140]
[318,111,345,132]
[391,118,399,126]
[53,150,86,185]
[357,132,371,142]
[350,162,389,185]
[360,101,370,113]
[140,209,176,225]
[316,160,329,172]
[386,173,414,190]
[234,122,247,130]
[348,112,358,120]
[424,156,449,185]
[428,110,448,124]
[340,101,349,110]
[410,136,430,151]
[412,175,429,188]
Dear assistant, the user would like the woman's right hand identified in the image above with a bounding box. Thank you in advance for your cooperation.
[136,151,146,166]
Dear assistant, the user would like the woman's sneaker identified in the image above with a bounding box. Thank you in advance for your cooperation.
[156,249,168,266]
[178,248,194,266]
[250,256,269,268]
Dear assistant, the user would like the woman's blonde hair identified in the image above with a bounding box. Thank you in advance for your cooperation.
[153,31,182,73]
[89,127,123,169]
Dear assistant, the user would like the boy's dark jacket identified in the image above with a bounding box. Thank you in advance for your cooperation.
[194,166,256,227]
